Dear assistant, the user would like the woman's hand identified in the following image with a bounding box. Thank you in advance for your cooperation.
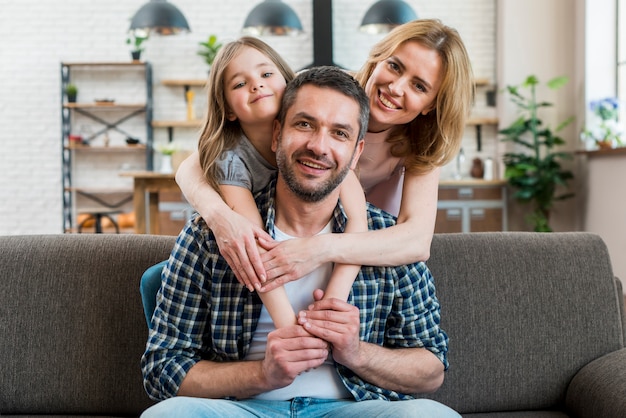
[211,209,273,291]
[257,235,327,291]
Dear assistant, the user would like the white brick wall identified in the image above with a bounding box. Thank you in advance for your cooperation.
[0,0,496,234]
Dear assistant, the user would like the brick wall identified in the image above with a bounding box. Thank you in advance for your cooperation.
[0,0,496,234]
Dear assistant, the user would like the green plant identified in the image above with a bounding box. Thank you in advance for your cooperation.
[126,30,149,52]
[65,83,78,96]
[65,83,78,102]
[500,75,575,232]
[197,34,222,67]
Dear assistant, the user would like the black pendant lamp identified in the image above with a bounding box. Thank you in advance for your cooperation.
[360,0,418,34]
[242,0,303,36]
[129,0,191,35]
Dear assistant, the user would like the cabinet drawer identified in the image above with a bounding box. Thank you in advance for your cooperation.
[435,208,463,233]
[469,208,503,232]
[439,186,503,201]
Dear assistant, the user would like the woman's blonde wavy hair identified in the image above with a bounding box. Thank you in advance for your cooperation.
[197,36,295,193]
[354,19,474,175]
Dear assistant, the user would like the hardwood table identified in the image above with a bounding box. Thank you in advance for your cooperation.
[119,171,180,234]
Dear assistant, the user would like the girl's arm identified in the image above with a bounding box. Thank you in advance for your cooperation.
[323,170,366,301]
[259,168,439,289]
[175,152,271,287]
[220,184,296,328]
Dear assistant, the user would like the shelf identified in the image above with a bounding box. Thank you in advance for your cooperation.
[61,61,148,67]
[473,78,492,87]
[65,144,146,151]
[466,117,498,126]
[161,79,207,87]
[576,146,626,157]
[63,103,146,109]
[152,119,203,128]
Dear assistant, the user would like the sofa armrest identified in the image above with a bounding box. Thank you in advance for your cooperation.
[565,348,626,417]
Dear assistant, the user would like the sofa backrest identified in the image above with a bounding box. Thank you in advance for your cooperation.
[0,234,176,416]
[424,232,625,414]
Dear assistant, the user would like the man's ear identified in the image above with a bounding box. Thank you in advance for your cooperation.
[350,139,365,170]
[271,119,281,152]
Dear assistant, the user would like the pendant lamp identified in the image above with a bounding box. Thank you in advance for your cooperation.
[129,0,191,35]
[359,0,418,35]
[242,0,303,36]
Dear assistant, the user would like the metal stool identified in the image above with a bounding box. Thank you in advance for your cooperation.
[77,211,121,234]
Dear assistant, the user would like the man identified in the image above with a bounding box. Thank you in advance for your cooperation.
[141,66,458,417]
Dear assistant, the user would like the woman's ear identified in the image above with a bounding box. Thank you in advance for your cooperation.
[421,102,436,116]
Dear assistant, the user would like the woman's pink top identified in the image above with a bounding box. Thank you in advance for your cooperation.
[357,130,404,216]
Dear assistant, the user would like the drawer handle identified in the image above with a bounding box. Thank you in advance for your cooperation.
[446,208,462,220]
[470,208,485,219]
[458,187,473,199]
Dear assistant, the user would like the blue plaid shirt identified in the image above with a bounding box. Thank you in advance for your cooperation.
[141,178,449,402]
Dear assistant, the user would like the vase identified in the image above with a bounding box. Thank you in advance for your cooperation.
[596,139,613,150]
[160,155,173,174]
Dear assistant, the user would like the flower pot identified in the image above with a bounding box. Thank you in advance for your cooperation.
[131,51,142,62]
[596,139,613,150]
[159,154,173,174]
[66,92,77,103]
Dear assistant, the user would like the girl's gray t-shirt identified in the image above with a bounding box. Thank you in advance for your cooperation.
[214,135,277,194]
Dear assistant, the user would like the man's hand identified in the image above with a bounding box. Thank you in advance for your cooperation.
[262,325,330,389]
[296,290,362,369]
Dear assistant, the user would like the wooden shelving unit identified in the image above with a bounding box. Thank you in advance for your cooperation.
[60,61,153,233]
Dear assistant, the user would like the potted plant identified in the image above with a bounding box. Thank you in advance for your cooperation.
[580,97,623,149]
[126,30,149,61]
[500,75,575,232]
[65,83,78,103]
[197,34,222,70]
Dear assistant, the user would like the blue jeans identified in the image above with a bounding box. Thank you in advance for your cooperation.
[141,396,461,417]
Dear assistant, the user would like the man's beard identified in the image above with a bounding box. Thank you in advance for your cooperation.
[275,142,351,203]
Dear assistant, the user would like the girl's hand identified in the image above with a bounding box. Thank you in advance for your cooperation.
[211,209,273,291]
[257,235,326,291]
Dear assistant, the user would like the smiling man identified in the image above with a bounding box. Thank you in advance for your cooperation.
[141,66,458,417]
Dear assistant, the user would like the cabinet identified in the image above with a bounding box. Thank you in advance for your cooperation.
[435,181,508,233]
[60,62,153,233]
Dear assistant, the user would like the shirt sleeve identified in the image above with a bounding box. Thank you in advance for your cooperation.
[214,150,253,190]
[140,217,217,401]
[386,262,449,370]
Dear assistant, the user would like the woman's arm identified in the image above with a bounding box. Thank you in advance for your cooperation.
[259,168,439,288]
[175,151,271,284]
[220,185,296,327]
[323,170,366,301]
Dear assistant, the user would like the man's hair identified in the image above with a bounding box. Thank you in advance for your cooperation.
[277,66,370,142]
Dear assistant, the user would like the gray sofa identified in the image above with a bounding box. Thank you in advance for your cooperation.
[0,232,624,417]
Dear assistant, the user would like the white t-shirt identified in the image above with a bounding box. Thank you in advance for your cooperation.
[244,222,351,400]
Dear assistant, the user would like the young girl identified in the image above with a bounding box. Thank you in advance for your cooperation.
[175,20,474,290]
[178,37,367,328]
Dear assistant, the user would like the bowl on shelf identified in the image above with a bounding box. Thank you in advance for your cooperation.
[94,98,115,105]
[125,137,140,145]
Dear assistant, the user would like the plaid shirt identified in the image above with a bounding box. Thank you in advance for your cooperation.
[141,178,449,402]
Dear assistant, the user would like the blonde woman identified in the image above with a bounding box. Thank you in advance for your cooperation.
[175,19,474,291]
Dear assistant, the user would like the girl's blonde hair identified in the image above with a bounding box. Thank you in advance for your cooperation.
[197,36,295,192]
[354,19,474,175]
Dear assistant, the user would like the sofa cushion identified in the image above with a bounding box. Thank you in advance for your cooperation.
[423,232,624,415]
[0,234,176,416]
